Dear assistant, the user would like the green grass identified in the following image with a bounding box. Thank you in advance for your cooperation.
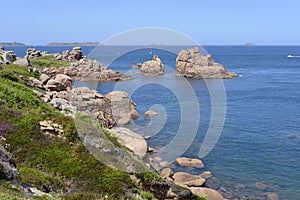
[136,172,162,186]
[0,68,135,199]
[0,64,39,81]
[30,55,69,69]
[141,191,157,200]
[0,180,59,200]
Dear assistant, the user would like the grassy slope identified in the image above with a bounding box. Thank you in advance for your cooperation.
[30,55,70,69]
[0,64,135,199]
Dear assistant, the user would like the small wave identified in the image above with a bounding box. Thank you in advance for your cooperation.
[287,55,300,58]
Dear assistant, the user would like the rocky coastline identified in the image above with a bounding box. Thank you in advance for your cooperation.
[0,46,231,199]
[1,46,282,200]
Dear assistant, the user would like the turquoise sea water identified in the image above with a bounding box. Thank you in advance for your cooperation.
[8,45,300,199]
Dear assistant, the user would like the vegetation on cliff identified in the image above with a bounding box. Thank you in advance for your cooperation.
[30,55,70,69]
[0,64,138,199]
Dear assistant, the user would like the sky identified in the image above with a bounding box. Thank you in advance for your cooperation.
[1,0,300,45]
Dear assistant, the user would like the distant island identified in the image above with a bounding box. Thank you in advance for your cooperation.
[47,42,101,46]
[243,42,255,46]
[0,42,26,46]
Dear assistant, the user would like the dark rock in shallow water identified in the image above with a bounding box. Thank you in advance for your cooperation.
[254,182,267,190]
[266,192,279,200]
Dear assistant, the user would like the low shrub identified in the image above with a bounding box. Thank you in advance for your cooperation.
[30,55,69,69]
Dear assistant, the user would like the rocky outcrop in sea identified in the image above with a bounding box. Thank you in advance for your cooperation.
[176,47,237,79]
[140,55,164,76]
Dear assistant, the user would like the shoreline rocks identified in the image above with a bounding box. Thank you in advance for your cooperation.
[172,172,206,188]
[110,127,148,159]
[190,187,224,200]
[45,74,72,92]
[22,46,134,82]
[105,91,139,126]
[176,47,238,79]
[144,110,158,117]
[176,157,205,168]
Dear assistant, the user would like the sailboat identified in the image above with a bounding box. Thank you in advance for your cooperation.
[287,55,300,58]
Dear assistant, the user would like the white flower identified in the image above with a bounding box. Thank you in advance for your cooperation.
[0,135,6,141]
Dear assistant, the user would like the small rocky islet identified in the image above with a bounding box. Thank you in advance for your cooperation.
[0,46,277,199]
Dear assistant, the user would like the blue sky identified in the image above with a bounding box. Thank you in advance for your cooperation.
[2,0,300,45]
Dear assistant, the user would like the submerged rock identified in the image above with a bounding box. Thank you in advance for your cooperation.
[254,182,267,190]
[200,171,212,179]
[176,47,237,79]
[266,192,279,200]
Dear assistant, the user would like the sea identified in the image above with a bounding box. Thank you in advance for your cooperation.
[6,45,300,199]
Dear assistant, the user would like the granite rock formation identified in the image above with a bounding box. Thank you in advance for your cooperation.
[176,47,237,79]
[140,55,164,76]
